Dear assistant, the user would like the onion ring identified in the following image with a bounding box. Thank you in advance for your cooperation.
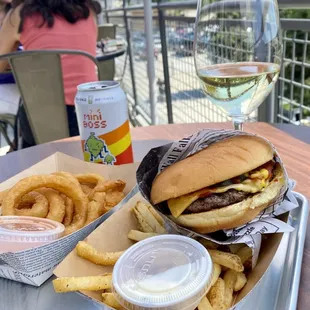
[75,173,105,186]
[0,189,9,207]
[14,191,49,218]
[80,184,93,197]
[53,171,80,187]
[37,188,66,223]
[76,173,106,200]
[1,175,88,235]
[53,173,80,226]
[62,196,74,227]
[89,180,126,200]
[105,191,125,209]
[86,192,107,225]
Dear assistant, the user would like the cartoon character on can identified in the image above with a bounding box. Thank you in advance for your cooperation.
[84,133,116,165]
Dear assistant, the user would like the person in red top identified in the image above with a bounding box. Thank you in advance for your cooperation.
[0,0,101,148]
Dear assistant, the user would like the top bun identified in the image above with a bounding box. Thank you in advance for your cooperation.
[151,135,274,204]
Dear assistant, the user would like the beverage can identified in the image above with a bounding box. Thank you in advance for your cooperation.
[75,81,133,165]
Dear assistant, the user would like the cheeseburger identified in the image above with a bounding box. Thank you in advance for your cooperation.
[150,135,286,234]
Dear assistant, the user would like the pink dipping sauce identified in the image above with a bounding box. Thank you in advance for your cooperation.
[0,216,64,253]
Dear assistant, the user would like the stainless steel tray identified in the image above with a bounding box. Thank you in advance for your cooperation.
[237,191,309,310]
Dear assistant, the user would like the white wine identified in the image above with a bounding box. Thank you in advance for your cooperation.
[197,62,280,117]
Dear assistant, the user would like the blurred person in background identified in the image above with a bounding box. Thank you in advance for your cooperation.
[0,0,101,148]
[0,2,12,27]
[0,1,21,122]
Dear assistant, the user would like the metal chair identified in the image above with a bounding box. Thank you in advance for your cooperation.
[0,114,15,149]
[0,73,19,151]
[0,50,100,146]
[97,24,116,80]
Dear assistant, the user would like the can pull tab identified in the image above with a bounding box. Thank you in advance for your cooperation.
[89,85,108,90]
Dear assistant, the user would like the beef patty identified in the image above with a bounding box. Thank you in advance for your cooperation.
[184,189,250,214]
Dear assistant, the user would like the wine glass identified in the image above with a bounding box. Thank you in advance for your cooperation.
[194,0,282,130]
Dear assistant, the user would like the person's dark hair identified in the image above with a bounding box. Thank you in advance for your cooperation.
[11,0,101,32]
[4,3,12,14]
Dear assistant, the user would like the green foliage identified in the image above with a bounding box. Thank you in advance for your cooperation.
[280,9,310,19]
[279,9,310,118]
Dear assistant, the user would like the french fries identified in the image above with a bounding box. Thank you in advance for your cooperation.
[76,241,124,266]
[128,230,161,242]
[207,278,226,310]
[234,272,247,292]
[133,207,154,232]
[199,238,219,250]
[208,250,244,272]
[53,274,112,292]
[236,245,252,268]
[227,244,244,254]
[129,202,250,310]
[210,263,222,288]
[54,200,251,310]
[198,296,214,310]
[104,288,112,293]
[147,204,165,226]
[223,269,238,308]
[133,201,166,234]
[102,293,122,309]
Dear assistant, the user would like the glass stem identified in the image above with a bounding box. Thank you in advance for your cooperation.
[232,116,245,131]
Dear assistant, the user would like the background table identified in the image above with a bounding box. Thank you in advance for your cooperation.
[0,122,310,310]
[96,47,126,62]
[0,72,20,116]
[0,72,15,84]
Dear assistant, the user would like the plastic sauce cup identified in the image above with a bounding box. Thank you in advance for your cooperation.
[0,216,65,253]
[112,235,213,310]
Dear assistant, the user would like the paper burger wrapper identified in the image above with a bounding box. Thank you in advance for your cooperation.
[136,129,299,267]
[0,152,138,286]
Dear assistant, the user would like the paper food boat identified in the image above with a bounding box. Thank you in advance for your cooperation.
[54,190,287,310]
[0,152,138,286]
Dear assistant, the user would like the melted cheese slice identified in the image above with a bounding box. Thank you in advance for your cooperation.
[250,168,269,179]
[167,169,269,218]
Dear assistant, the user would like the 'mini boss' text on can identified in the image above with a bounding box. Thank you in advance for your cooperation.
[75,81,133,165]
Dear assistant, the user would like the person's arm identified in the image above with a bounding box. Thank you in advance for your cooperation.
[0,6,21,72]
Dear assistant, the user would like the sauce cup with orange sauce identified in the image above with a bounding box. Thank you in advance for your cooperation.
[0,216,64,253]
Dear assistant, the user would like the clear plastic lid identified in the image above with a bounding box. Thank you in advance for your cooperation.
[0,216,65,242]
[112,235,213,310]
